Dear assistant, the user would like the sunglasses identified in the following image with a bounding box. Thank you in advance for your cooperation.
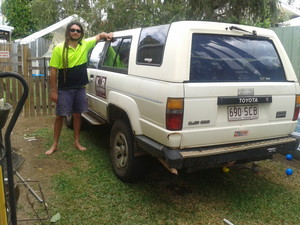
[69,29,82,33]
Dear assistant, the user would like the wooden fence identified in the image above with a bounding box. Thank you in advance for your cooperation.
[0,43,54,117]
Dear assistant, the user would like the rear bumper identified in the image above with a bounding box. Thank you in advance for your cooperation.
[135,135,300,170]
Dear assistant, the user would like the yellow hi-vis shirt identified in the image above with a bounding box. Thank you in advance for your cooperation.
[49,37,96,89]
[50,37,96,68]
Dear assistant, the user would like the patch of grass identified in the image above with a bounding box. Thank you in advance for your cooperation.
[35,124,300,225]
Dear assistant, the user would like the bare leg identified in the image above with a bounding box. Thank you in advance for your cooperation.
[73,113,86,151]
[46,116,64,155]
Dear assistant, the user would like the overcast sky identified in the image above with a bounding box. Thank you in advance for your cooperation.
[281,0,300,8]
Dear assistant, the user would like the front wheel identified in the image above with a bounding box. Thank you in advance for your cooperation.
[110,119,145,182]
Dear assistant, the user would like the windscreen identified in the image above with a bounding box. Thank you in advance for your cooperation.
[190,34,286,82]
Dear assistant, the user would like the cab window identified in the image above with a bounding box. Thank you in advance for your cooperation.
[88,41,105,69]
[102,37,131,73]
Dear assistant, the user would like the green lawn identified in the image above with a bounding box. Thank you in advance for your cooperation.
[34,124,300,225]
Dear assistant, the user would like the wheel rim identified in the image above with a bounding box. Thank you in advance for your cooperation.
[113,132,128,169]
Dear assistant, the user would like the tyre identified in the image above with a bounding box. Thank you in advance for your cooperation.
[65,114,87,130]
[110,119,145,182]
[65,114,73,129]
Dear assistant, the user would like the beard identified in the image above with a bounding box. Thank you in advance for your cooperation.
[69,36,81,41]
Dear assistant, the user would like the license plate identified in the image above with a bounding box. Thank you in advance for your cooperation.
[228,105,259,121]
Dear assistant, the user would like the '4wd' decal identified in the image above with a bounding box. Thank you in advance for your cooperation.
[95,76,107,99]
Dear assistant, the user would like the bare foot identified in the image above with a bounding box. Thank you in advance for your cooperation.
[45,145,58,155]
[75,142,86,151]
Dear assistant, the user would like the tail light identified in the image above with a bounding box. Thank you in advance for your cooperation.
[166,98,184,130]
[293,95,300,121]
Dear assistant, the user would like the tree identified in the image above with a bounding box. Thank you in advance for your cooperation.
[3,0,288,40]
[32,0,287,34]
[1,0,38,39]
[31,0,105,36]
[30,0,60,30]
[101,0,284,31]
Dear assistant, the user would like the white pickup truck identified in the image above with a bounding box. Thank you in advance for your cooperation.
[66,21,300,182]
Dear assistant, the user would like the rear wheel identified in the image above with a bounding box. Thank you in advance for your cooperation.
[65,114,73,129]
[110,119,145,182]
[65,114,87,130]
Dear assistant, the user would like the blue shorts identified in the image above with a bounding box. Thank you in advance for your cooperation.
[56,88,88,116]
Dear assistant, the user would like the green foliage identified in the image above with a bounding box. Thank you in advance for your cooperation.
[1,0,38,39]
[1,0,288,39]
[101,0,284,31]
[30,0,105,36]
[30,0,60,30]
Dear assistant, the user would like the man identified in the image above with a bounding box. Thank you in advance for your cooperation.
[45,21,113,155]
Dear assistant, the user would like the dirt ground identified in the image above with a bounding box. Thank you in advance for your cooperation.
[5,115,71,223]
[3,115,300,223]
[10,115,62,182]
